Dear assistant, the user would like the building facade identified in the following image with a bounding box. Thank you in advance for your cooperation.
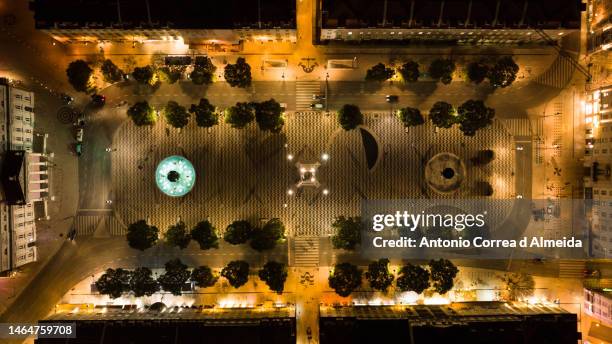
[584,85,612,258]
[584,288,612,326]
[29,0,296,45]
[0,79,49,273]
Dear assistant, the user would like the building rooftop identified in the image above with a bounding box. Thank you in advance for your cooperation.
[30,0,296,30]
[322,0,581,29]
[320,302,579,344]
[38,304,296,344]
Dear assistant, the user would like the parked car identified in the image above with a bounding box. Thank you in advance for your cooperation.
[75,142,82,156]
[91,94,106,107]
[312,94,326,100]
[385,95,399,103]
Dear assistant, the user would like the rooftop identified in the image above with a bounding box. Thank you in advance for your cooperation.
[30,0,296,30]
[322,0,582,29]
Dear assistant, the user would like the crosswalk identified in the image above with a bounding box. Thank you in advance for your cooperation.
[295,80,321,111]
[499,118,533,137]
[533,52,577,89]
[75,212,127,237]
[558,259,586,278]
[292,237,320,267]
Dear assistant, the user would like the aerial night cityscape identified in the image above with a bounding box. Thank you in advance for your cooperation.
[0,0,611,343]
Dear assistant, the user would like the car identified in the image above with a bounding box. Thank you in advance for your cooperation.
[75,142,82,156]
[91,94,106,107]
[386,95,399,103]
[76,128,84,142]
[312,94,326,100]
[60,93,74,105]
[310,103,324,110]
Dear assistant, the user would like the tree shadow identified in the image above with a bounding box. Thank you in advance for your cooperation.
[363,81,385,93]
[245,132,288,169]
[178,81,207,99]
[131,82,161,96]
[473,83,496,101]
[396,81,438,99]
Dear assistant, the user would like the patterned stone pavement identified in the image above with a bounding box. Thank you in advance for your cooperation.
[111,111,519,238]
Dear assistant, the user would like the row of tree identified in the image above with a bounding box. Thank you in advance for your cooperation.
[393,101,496,136]
[95,258,288,298]
[329,259,458,297]
[126,219,285,252]
[365,56,519,88]
[335,100,494,136]
[126,98,284,132]
[365,59,455,84]
[66,57,253,93]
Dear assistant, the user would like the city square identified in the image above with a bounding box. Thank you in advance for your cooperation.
[0,0,610,343]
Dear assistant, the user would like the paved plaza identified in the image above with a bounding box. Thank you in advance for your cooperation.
[111,109,519,238]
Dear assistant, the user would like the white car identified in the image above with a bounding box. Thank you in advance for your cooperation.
[76,128,84,143]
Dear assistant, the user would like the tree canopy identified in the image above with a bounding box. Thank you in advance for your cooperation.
[398,107,424,127]
[254,99,284,132]
[329,262,362,297]
[500,272,535,301]
[132,66,154,85]
[466,61,489,84]
[66,60,93,93]
[221,260,250,288]
[429,101,456,129]
[101,59,124,83]
[189,98,218,128]
[258,261,288,293]
[127,101,157,126]
[224,57,252,88]
[95,268,132,299]
[337,104,363,130]
[190,56,217,85]
[398,61,420,82]
[190,220,219,250]
[191,266,218,288]
[129,267,159,297]
[164,220,191,249]
[224,220,253,245]
[488,56,519,88]
[126,220,159,250]
[365,63,395,82]
[396,264,430,294]
[163,101,190,129]
[157,66,182,84]
[225,102,255,128]
[331,216,362,250]
[250,218,285,252]
[429,259,458,295]
[456,100,495,136]
[428,59,455,84]
[157,258,191,296]
[365,258,395,292]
